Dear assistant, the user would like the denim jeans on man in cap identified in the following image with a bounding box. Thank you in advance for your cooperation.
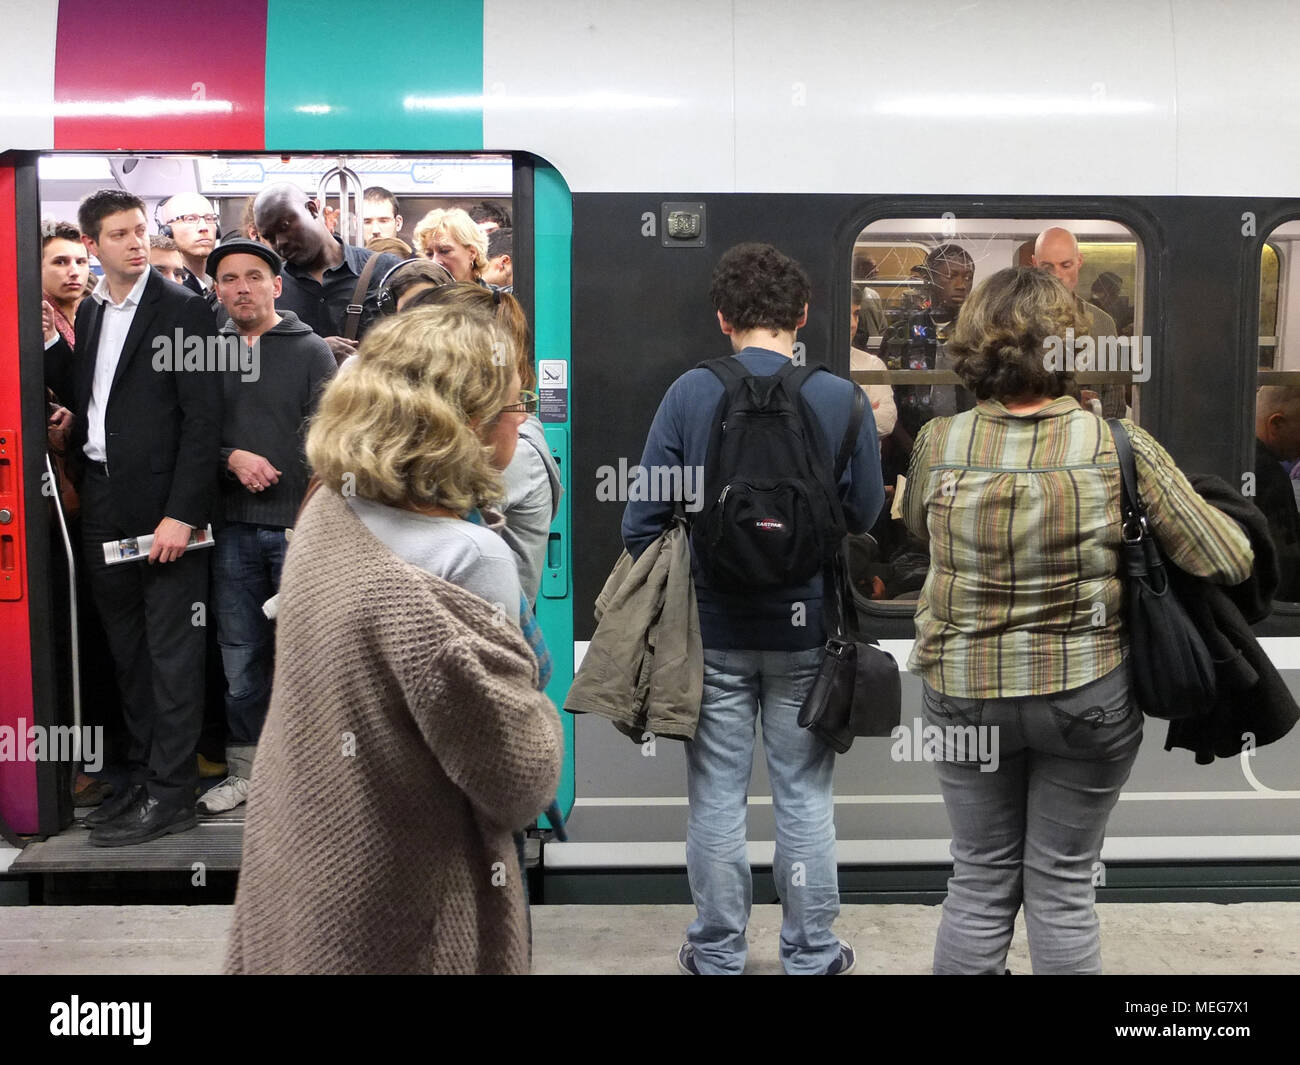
[923,663,1143,975]
[213,522,288,774]
[685,646,841,975]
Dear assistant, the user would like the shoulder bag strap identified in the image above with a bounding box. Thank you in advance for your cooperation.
[1107,418,1164,586]
[1106,418,1144,523]
[835,386,866,481]
[822,557,849,640]
[341,253,384,342]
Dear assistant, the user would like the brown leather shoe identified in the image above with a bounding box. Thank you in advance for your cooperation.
[73,776,115,808]
[197,753,227,779]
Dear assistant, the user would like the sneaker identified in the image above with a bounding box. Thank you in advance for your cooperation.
[197,775,250,815]
[676,943,702,975]
[823,940,856,975]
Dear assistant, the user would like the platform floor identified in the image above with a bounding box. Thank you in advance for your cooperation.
[0,902,1296,974]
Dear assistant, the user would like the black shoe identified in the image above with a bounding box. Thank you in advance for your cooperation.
[81,782,145,827]
[88,794,197,847]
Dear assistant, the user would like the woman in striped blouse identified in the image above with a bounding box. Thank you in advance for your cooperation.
[902,267,1253,974]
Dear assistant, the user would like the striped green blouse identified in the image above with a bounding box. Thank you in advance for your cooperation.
[902,397,1254,698]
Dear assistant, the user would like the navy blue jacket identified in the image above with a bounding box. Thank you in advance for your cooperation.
[622,348,884,650]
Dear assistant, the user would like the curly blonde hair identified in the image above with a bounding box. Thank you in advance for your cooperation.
[306,305,514,512]
[412,207,488,276]
[948,267,1085,401]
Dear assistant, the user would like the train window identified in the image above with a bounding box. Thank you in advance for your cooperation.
[848,216,1144,610]
[1259,242,1281,367]
[1253,225,1300,610]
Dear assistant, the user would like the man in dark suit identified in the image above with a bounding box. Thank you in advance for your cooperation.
[44,189,222,846]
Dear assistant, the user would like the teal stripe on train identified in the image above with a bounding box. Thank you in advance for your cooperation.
[534,165,575,822]
[264,0,484,149]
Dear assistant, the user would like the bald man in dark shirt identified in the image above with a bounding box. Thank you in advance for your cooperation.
[253,183,400,363]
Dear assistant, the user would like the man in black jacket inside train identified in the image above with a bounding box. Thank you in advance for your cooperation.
[253,182,401,363]
[1253,385,1300,603]
[44,189,222,846]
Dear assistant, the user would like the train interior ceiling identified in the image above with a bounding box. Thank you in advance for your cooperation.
[37,152,514,252]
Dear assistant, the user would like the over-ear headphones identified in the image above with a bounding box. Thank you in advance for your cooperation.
[376,257,454,316]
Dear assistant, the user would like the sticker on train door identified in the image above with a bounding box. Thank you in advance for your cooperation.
[538,359,568,422]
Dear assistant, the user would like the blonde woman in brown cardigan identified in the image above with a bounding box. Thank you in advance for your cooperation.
[226,306,563,974]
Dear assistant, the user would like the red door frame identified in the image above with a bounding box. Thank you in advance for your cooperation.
[0,154,65,837]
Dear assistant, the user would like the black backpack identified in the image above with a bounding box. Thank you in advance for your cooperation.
[692,357,865,591]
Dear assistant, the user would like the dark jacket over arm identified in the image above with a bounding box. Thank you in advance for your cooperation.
[1165,474,1299,762]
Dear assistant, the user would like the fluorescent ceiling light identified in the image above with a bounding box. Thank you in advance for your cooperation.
[38,155,114,181]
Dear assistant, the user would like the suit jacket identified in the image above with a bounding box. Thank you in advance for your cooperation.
[44,268,222,534]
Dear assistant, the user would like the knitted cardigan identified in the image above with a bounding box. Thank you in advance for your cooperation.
[225,487,564,974]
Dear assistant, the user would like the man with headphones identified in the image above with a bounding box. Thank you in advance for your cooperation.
[157,193,221,298]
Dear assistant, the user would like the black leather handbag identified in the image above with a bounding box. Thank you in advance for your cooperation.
[1107,419,1216,720]
[797,553,902,752]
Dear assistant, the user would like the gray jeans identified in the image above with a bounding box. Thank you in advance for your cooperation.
[922,663,1143,974]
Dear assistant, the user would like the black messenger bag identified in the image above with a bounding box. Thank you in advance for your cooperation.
[1107,419,1216,720]
[797,552,902,753]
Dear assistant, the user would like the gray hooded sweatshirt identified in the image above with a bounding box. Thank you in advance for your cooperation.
[218,310,336,529]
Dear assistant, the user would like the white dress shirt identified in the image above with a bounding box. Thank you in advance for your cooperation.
[83,269,150,463]
[850,345,899,439]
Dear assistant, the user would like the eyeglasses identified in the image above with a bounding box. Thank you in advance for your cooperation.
[167,213,219,227]
[499,390,538,415]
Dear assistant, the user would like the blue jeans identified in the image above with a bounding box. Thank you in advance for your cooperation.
[923,664,1143,975]
[685,646,840,975]
[213,523,288,749]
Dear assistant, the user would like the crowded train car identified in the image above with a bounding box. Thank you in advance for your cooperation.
[1,0,1298,926]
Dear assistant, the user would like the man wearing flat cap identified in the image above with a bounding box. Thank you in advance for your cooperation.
[199,239,336,814]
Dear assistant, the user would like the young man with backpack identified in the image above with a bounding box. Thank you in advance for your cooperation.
[622,243,885,975]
